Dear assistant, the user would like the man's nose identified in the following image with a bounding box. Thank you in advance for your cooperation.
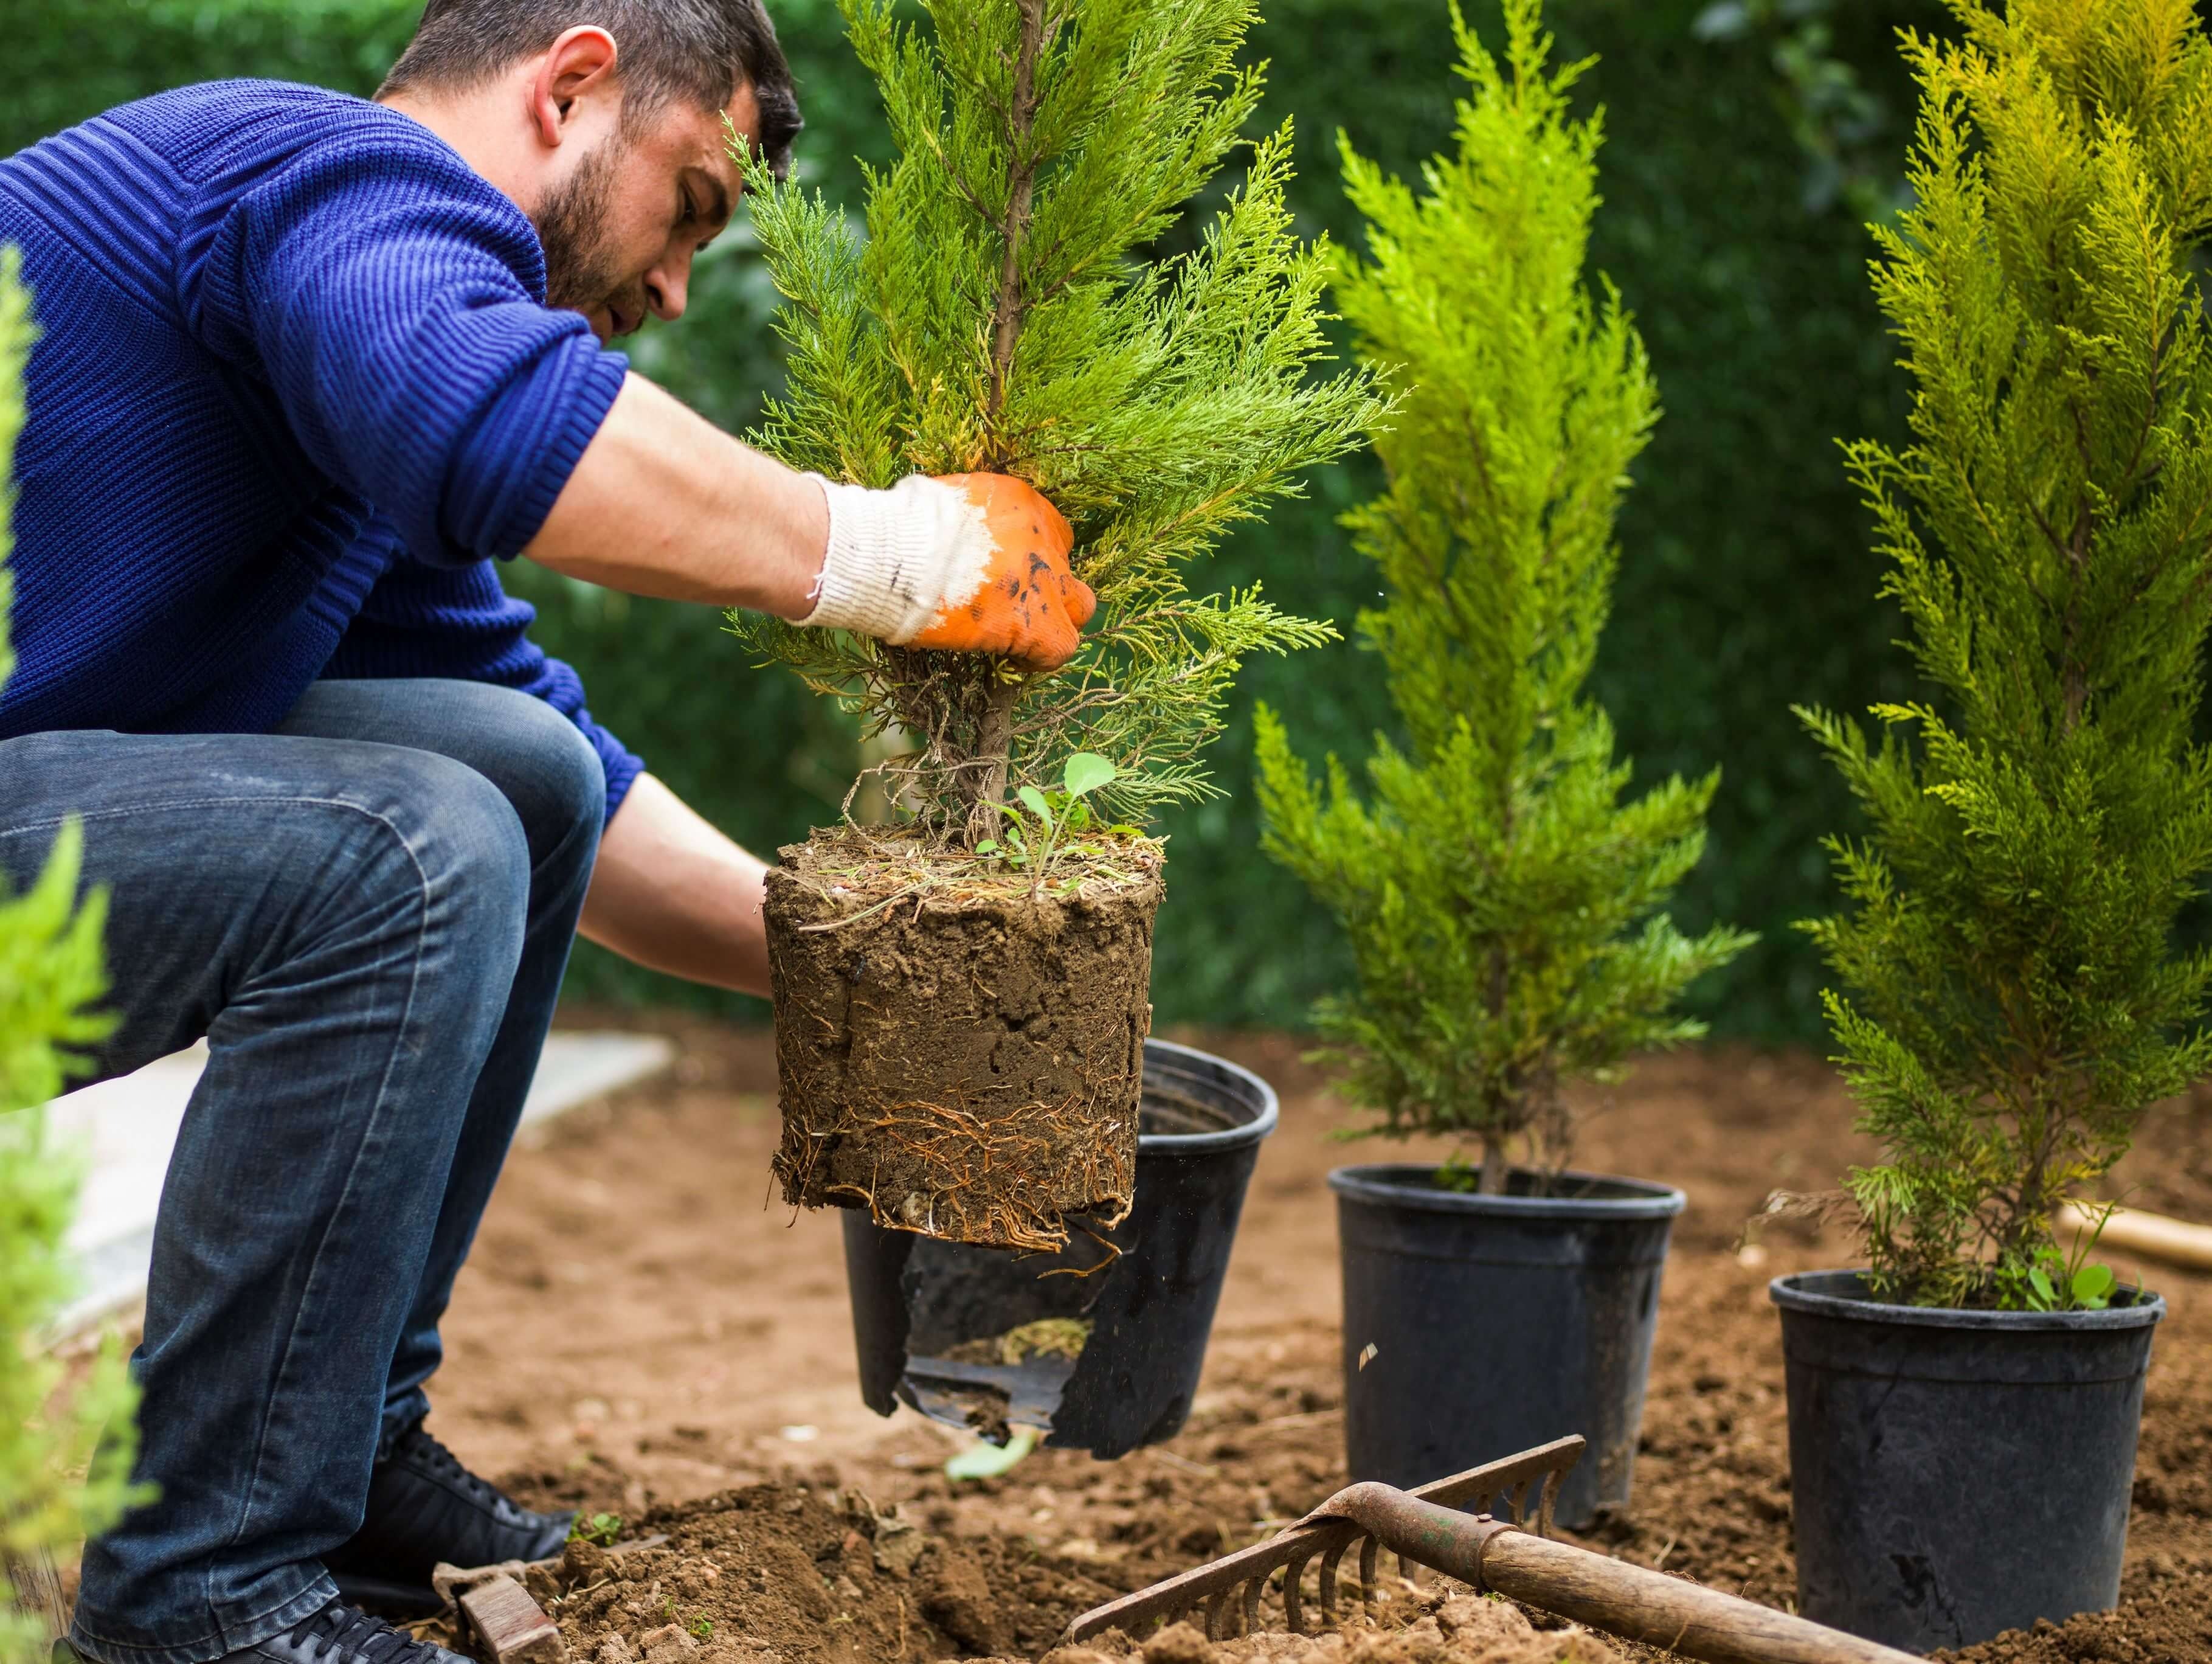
[646,249,693,323]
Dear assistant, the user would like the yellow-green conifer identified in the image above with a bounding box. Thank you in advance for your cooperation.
[1256,1,1751,1190]
[1802,0,2212,1305]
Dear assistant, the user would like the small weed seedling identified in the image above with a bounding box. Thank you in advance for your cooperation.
[569,1512,623,1549]
[973,753,1141,890]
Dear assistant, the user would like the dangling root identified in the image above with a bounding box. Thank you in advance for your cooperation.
[775,1084,1137,1253]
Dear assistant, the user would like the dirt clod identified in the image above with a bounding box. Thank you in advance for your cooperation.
[925,1542,1016,1654]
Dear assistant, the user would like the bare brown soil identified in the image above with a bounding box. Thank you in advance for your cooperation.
[763,834,1162,1250]
[423,1014,2212,1664]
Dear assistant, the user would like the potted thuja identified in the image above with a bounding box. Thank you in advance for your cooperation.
[731,0,1380,1449]
[1775,2,2209,1648]
[1254,0,1752,1530]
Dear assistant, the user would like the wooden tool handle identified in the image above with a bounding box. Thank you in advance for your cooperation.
[1482,1532,1919,1664]
[2058,1201,2212,1272]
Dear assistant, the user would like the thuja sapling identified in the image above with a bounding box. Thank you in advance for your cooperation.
[1799,0,2212,1309]
[731,0,1383,1248]
[0,251,145,1664]
[1254,0,1752,1194]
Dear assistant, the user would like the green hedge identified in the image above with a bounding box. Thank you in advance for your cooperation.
[4,0,1948,1037]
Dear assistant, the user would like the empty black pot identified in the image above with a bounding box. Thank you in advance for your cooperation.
[1332,1164,1684,1530]
[842,1038,1277,1458]
[1772,1270,2165,1650]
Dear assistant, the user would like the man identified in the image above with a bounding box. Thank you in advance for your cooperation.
[0,5,1093,1664]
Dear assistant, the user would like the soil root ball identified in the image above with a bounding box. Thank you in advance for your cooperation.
[766,833,1162,1250]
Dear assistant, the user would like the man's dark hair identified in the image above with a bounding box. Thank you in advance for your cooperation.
[381,1,802,178]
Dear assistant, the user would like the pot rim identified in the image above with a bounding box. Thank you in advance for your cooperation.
[1326,1161,1687,1220]
[1139,1037,1279,1156]
[1769,1268,2166,1331]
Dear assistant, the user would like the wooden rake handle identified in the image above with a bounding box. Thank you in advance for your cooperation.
[1305,1487,1918,1664]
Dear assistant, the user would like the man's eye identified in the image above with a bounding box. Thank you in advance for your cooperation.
[679,190,696,224]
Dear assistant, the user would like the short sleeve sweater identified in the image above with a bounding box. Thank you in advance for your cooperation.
[0,80,643,814]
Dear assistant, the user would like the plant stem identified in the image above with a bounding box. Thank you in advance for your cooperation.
[1479,1137,1509,1196]
[986,0,1049,429]
[967,676,1023,845]
[961,0,1049,847]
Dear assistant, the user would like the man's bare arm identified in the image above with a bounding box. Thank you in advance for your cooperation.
[525,372,826,616]
[579,772,771,996]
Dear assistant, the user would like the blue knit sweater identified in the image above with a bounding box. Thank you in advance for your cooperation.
[0,80,644,814]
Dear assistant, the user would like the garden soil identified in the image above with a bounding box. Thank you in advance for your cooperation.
[412,1013,2212,1663]
[762,837,1161,1250]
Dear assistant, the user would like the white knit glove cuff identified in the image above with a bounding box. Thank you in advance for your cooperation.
[798,474,995,645]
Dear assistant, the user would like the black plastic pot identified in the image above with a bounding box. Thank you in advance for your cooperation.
[1771,1270,2165,1651]
[1331,1164,1684,1530]
[842,1038,1277,1458]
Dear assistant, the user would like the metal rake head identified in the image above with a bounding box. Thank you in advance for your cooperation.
[1060,1435,1584,1647]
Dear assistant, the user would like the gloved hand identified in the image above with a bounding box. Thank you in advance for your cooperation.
[799,472,1096,671]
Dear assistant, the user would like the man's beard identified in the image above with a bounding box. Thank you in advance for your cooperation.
[533,136,638,320]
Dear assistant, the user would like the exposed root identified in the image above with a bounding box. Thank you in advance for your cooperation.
[775,1084,1138,1253]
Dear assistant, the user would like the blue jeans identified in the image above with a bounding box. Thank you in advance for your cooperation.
[0,681,604,1664]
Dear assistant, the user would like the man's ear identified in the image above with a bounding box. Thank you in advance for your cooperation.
[528,25,621,149]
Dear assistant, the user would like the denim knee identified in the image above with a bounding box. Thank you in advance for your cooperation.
[427,682,607,866]
[349,748,533,978]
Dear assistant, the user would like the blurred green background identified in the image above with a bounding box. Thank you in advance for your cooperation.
[1,0,1947,1039]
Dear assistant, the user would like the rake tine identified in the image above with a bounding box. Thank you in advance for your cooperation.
[1282,1555,1307,1634]
[1506,1479,1530,1525]
[1538,1468,1559,1538]
[1205,1589,1230,1640]
[1059,1438,1588,1649]
[1319,1537,1348,1622]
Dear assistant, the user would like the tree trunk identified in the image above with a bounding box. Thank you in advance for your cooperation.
[1479,1137,1510,1196]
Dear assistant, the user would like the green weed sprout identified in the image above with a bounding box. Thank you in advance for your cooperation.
[1255,0,1751,1191]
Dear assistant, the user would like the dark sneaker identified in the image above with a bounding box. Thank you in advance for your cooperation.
[57,1602,472,1664]
[325,1422,573,1618]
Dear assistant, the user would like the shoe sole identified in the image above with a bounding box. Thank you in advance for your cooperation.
[331,1575,444,1622]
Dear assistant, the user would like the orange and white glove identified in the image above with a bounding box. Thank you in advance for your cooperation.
[798,472,1096,671]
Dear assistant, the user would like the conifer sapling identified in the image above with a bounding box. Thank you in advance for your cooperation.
[733,0,1381,842]
[1801,0,2212,1308]
[731,0,1382,1249]
[1256,0,1752,1194]
[0,250,145,1664]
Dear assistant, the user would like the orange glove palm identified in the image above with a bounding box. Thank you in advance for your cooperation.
[910,473,1096,670]
[801,472,1096,671]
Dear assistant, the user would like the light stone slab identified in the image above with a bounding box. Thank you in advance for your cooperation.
[38,1031,677,1337]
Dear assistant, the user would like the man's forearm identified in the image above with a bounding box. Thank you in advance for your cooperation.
[525,372,826,615]
[579,771,771,996]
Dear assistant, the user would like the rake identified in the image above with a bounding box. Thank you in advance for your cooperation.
[1060,1437,1916,1664]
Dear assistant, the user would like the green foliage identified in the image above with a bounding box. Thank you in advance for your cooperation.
[733,0,1383,844]
[0,0,1950,1039]
[972,751,1139,882]
[568,1511,624,1548]
[0,253,144,1664]
[1802,0,2212,1307]
[1255,1,1752,1177]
